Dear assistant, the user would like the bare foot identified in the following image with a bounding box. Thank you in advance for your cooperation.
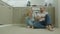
[31,26,34,29]
[46,25,54,31]
[27,26,30,28]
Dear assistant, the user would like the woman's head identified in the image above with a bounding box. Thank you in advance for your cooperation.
[26,8,33,16]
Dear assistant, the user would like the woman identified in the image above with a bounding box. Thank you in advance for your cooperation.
[25,9,34,28]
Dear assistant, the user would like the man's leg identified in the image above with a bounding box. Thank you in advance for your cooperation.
[33,21,45,28]
[45,14,54,31]
[45,14,51,25]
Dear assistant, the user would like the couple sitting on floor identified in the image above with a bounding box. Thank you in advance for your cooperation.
[25,6,54,31]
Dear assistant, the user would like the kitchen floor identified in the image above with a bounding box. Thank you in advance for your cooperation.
[0,24,60,34]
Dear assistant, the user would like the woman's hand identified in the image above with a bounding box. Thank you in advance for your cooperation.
[28,12,32,18]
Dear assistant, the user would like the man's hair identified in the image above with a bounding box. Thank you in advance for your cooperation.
[40,6,46,9]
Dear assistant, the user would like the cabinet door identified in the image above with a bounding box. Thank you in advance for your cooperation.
[13,7,27,24]
[46,7,55,26]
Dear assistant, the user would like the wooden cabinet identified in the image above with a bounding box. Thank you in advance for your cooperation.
[13,6,55,26]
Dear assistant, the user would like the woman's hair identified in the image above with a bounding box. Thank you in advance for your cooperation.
[26,7,32,16]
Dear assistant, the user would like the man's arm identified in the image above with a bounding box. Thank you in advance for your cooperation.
[34,16,41,21]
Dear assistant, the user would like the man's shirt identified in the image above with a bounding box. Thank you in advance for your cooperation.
[32,11,48,21]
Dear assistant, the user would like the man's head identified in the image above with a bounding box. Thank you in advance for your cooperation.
[40,6,46,13]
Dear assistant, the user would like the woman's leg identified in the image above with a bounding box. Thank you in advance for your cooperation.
[25,17,34,28]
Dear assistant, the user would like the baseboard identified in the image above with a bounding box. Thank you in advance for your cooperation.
[0,24,13,27]
[12,24,26,27]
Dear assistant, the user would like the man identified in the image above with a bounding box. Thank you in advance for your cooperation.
[33,6,53,31]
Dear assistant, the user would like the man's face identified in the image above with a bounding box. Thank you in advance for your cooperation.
[40,7,45,12]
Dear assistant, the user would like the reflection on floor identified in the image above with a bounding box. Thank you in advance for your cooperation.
[0,24,60,34]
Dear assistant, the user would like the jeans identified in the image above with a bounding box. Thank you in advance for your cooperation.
[25,17,34,26]
[25,14,51,28]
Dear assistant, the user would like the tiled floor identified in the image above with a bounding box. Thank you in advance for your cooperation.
[0,24,60,34]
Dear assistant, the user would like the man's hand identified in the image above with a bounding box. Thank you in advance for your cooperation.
[35,16,41,21]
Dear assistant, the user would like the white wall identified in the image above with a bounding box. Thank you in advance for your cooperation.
[53,0,60,28]
[54,0,58,27]
[30,0,54,5]
[58,0,60,28]
[2,0,28,7]
[2,0,54,7]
